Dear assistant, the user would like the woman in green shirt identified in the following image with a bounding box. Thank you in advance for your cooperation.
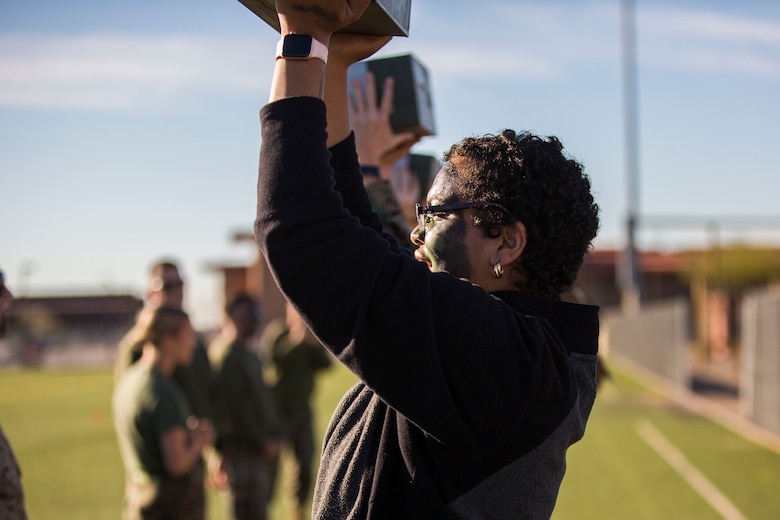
[113,306,215,520]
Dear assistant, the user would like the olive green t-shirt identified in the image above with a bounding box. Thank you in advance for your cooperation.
[259,319,332,414]
[113,364,190,483]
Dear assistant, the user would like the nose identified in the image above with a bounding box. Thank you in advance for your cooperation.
[410,223,424,246]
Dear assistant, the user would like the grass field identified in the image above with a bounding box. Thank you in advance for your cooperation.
[1,361,779,519]
[555,367,780,519]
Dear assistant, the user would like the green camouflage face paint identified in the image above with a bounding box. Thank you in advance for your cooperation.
[416,161,474,279]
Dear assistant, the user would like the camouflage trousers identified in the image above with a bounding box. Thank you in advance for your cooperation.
[270,407,315,507]
[123,461,205,520]
[0,427,28,520]
[221,447,274,520]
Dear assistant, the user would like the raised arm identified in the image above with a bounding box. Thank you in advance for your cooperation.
[324,35,420,249]
[324,34,394,147]
[347,70,418,169]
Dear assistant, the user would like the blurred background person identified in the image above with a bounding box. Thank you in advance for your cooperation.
[209,293,281,520]
[348,71,420,248]
[385,154,424,231]
[0,269,28,520]
[112,305,215,520]
[261,301,332,520]
[114,260,212,422]
[0,269,12,329]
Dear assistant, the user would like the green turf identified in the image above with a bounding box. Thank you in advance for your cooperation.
[0,369,124,520]
[0,364,358,520]
[2,361,779,519]
[554,366,780,519]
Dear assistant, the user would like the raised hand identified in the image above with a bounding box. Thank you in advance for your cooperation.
[329,32,393,68]
[350,71,418,169]
[276,0,373,43]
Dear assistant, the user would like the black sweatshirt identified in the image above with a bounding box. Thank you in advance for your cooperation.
[255,97,599,519]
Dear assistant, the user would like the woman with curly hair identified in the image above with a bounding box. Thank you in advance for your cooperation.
[253,1,601,517]
[415,130,599,298]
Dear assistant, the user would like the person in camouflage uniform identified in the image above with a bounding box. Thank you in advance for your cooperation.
[261,302,332,520]
[0,426,26,520]
[348,72,421,250]
[0,272,28,520]
[210,293,282,520]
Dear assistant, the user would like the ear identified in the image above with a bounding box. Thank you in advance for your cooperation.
[496,221,527,266]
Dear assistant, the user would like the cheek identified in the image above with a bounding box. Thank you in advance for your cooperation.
[425,232,450,269]
[427,222,469,276]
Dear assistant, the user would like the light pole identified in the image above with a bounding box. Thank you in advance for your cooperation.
[620,0,641,314]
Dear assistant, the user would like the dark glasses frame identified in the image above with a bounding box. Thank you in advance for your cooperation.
[415,202,511,230]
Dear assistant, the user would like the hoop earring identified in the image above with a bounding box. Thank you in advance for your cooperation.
[493,262,504,279]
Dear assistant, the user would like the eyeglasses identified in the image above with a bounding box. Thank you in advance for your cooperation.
[415,202,511,231]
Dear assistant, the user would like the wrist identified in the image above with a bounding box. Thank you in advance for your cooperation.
[360,165,381,178]
[356,148,382,166]
[277,34,329,65]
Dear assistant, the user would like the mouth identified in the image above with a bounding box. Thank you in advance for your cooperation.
[414,248,433,270]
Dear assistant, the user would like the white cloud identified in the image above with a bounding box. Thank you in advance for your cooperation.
[398,1,618,83]
[1,3,778,112]
[638,6,780,78]
[641,7,780,46]
[0,33,274,110]
[403,1,780,83]
[406,44,556,81]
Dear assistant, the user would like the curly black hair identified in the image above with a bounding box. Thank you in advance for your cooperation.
[442,129,599,298]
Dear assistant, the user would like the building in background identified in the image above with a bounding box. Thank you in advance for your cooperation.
[0,294,142,367]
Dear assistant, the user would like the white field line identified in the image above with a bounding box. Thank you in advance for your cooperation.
[636,419,748,520]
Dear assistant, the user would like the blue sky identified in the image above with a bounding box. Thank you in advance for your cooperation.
[2,0,779,326]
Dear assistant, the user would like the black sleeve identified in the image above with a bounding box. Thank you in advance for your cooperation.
[255,97,574,454]
[328,133,406,251]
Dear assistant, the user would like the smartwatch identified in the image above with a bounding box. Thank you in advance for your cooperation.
[276,34,328,65]
[360,165,381,178]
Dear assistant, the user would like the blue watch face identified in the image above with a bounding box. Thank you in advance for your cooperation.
[282,34,313,58]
